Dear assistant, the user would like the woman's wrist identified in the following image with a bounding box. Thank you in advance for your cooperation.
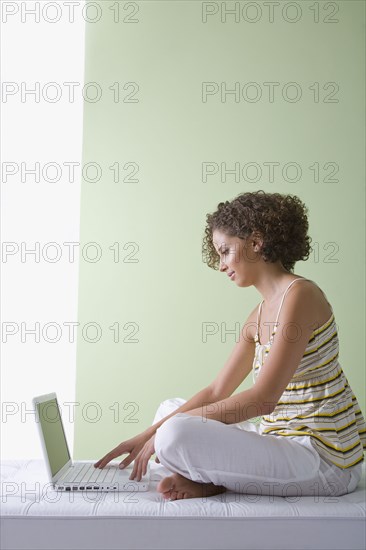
[144,425,157,438]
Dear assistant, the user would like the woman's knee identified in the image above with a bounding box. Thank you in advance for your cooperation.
[152,398,187,426]
[154,414,191,457]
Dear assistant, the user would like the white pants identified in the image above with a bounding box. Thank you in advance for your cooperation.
[153,398,363,498]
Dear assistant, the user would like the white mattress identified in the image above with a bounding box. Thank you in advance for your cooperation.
[1,459,365,550]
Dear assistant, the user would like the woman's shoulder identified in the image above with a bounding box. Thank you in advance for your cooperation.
[292,277,330,301]
[284,277,334,330]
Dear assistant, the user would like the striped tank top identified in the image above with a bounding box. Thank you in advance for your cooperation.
[252,277,366,470]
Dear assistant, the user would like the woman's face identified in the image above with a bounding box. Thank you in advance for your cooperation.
[212,229,259,286]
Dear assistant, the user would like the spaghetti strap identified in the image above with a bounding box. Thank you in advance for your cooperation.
[255,277,333,345]
[274,278,308,329]
[274,277,334,331]
[255,300,264,343]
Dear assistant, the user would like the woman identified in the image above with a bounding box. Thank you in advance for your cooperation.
[94,191,365,501]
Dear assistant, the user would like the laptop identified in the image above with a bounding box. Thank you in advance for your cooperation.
[33,392,150,492]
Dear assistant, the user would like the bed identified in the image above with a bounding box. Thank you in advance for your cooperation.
[1,459,365,550]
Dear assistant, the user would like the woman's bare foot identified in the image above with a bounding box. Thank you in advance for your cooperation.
[157,472,227,501]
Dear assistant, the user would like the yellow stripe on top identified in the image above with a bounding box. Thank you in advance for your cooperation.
[252,278,366,470]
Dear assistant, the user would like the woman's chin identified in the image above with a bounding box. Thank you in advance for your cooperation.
[234,276,247,287]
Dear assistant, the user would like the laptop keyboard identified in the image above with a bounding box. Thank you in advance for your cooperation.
[63,463,118,484]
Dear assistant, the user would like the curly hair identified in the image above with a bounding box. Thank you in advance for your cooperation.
[202,190,312,273]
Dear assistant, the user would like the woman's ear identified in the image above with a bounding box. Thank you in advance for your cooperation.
[251,233,263,252]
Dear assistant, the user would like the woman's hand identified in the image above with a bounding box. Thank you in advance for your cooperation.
[128,433,160,481]
[93,431,156,475]
[94,432,155,468]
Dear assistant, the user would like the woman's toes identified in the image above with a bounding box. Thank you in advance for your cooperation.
[157,475,175,494]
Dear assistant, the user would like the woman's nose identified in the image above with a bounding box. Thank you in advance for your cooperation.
[219,260,227,272]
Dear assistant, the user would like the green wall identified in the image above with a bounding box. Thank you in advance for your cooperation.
[74,0,365,459]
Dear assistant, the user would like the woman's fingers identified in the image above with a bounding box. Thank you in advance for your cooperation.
[129,455,145,481]
[93,455,109,468]
[129,458,139,480]
[94,446,124,469]
[118,454,133,470]
[129,437,157,480]
[94,453,114,469]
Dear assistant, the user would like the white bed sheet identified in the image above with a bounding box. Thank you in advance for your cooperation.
[1,459,365,550]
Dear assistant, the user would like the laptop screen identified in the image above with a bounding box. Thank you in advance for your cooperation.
[36,398,71,477]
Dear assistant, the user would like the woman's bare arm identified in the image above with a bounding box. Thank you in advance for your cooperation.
[145,307,257,436]
[145,386,217,437]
